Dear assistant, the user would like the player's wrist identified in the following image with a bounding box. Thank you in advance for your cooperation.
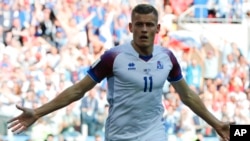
[33,108,43,120]
[214,121,225,131]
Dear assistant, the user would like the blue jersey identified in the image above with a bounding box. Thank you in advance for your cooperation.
[87,42,183,141]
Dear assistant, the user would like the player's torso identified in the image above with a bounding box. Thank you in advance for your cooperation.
[106,48,171,135]
[104,44,173,140]
[106,44,174,111]
[112,52,171,95]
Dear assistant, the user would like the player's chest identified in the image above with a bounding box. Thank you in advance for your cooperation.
[113,57,171,86]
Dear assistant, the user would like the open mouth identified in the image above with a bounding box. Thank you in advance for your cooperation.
[140,35,148,40]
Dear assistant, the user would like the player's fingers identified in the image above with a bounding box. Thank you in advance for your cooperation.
[223,135,230,141]
[7,115,22,124]
[220,137,228,141]
[10,124,23,133]
[7,105,27,123]
[7,120,20,129]
[14,125,27,134]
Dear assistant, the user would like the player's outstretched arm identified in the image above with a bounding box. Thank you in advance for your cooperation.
[171,78,231,141]
[7,75,97,134]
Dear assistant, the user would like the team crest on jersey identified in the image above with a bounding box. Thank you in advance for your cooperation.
[128,62,136,70]
[157,61,163,69]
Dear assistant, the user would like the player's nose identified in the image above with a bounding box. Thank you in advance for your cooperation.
[141,24,148,32]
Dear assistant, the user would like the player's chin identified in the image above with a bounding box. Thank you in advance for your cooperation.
[137,42,151,48]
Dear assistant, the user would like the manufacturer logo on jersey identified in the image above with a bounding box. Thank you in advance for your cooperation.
[128,62,136,70]
[144,68,151,74]
[157,61,163,69]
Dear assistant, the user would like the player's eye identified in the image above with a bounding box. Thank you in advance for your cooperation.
[146,23,154,27]
[135,23,144,27]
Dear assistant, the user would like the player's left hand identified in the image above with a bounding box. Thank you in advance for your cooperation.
[215,122,234,141]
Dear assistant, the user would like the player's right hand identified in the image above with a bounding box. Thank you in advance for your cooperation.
[7,105,38,134]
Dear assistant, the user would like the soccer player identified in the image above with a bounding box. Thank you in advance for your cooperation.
[7,3,231,141]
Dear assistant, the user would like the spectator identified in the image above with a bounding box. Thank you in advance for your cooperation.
[30,118,53,141]
[80,88,99,136]
[163,105,180,140]
[44,134,55,141]
[39,2,56,45]
[58,103,81,139]
[201,45,220,85]
[231,0,244,20]
[186,58,203,92]
[216,64,231,85]
[96,103,109,133]
[215,0,231,18]
[176,106,197,141]
[0,26,4,43]
[53,27,67,50]
[95,134,103,141]
[1,0,13,32]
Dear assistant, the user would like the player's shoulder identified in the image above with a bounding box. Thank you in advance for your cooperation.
[104,42,132,55]
[100,42,131,60]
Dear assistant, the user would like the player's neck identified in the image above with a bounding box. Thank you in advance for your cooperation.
[131,40,153,56]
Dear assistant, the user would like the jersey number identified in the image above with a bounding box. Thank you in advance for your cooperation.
[143,76,153,92]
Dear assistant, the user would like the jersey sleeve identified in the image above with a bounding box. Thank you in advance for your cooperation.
[87,50,118,83]
[167,51,183,82]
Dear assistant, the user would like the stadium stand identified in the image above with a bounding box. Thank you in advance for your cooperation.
[0,0,250,141]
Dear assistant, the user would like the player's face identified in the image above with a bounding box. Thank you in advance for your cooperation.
[129,12,160,49]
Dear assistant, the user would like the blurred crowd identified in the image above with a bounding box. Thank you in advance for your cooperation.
[192,0,250,20]
[0,0,250,141]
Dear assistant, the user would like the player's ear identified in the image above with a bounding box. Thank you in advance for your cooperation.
[129,23,133,33]
[156,24,160,33]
